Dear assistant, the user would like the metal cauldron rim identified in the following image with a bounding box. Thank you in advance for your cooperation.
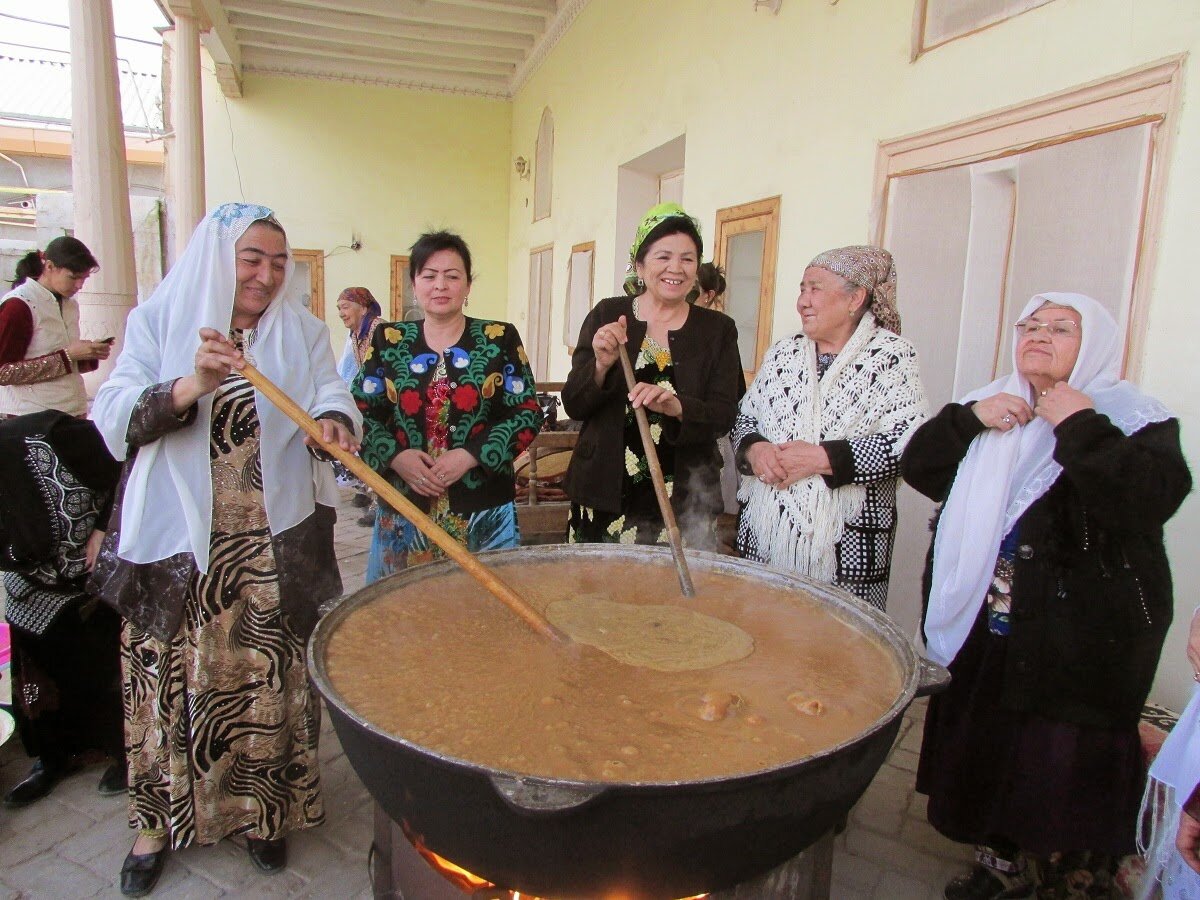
[308,543,927,792]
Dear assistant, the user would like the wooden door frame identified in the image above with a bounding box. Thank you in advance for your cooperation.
[291,249,325,322]
[389,254,411,322]
[872,55,1185,380]
[565,240,595,353]
[713,195,781,376]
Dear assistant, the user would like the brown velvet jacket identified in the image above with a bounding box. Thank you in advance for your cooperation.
[88,380,343,642]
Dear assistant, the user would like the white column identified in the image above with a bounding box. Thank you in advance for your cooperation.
[171,12,206,258]
[67,0,137,392]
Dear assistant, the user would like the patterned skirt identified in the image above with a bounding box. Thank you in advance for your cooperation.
[122,523,324,848]
[365,500,520,583]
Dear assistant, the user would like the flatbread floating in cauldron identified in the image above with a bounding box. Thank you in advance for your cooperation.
[545,595,754,672]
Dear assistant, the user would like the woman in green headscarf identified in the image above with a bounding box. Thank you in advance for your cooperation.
[562,203,742,547]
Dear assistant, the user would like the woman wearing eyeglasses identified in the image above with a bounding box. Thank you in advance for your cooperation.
[903,293,1191,900]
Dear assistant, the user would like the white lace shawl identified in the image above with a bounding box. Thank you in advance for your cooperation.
[736,312,927,578]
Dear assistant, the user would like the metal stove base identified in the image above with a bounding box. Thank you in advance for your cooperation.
[369,804,833,900]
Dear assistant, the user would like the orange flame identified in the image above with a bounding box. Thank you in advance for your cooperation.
[399,821,708,899]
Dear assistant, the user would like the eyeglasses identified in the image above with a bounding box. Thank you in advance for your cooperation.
[1013,319,1080,338]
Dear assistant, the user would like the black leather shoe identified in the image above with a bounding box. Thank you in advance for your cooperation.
[98,762,128,796]
[356,510,377,527]
[120,846,167,897]
[246,837,287,873]
[351,492,372,508]
[3,759,60,808]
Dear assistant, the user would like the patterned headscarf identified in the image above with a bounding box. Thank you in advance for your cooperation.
[337,287,381,339]
[808,245,901,334]
[338,286,379,314]
[623,202,702,296]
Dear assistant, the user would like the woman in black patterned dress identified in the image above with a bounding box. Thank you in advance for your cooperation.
[91,204,361,897]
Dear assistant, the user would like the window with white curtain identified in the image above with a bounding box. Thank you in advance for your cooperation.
[533,107,554,222]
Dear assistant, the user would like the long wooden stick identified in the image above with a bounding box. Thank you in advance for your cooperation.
[239,362,564,642]
[617,344,696,597]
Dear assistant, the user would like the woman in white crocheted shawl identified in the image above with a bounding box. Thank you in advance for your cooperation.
[731,246,927,610]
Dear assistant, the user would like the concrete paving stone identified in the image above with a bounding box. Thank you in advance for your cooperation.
[844,828,961,884]
[829,878,873,900]
[0,881,19,900]
[51,771,128,823]
[0,849,110,897]
[290,863,372,900]
[176,837,269,892]
[850,800,905,837]
[140,864,226,900]
[273,828,359,884]
[0,796,95,867]
[898,817,975,863]
[57,807,133,869]
[873,869,938,900]
[320,799,374,857]
[832,847,884,890]
[889,747,922,773]
[869,760,919,790]
[907,790,930,821]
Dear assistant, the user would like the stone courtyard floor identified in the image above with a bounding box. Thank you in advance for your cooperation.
[0,489,972,899]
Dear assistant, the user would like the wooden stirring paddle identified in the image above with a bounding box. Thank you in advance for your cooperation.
[617,343,696,597]
[239,362,564,642]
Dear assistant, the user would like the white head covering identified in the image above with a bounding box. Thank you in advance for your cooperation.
[923,292,1173,667]
[93,203,361,572]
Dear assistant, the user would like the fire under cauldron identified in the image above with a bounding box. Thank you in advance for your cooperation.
[308,545,949,900]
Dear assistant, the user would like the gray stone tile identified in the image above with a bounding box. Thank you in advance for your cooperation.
[0,797,93,867]
[898,817,975,862]
[873,870,937,899]
[0,850,110,897]
[832,848,884,891]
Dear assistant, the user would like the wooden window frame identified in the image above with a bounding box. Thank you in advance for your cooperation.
[533,107,554,223]
[527,243,554,380]
[911,0,1055,62]
[713,196,781,377]
[872,55,1185,381]
[291,249,325,322]
[390,254,411,322]
[564,240,595,353]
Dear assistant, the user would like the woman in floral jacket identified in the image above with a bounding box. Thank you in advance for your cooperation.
[354,231,541,581]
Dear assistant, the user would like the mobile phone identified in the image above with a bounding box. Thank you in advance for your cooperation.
[98,336,116,344]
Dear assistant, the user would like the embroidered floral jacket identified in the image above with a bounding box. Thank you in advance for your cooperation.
[353,317,541,515]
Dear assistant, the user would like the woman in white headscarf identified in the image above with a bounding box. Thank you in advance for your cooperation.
[90,204,361,897]
[903,293,1190,900]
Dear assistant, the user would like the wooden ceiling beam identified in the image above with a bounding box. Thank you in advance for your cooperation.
[436,0,557,18]
[240,47,510,95]
[236,0,545,36]
[193,0,244,97]
[224,2,536,49]
[238,35,515,77]
[229,15,525,64]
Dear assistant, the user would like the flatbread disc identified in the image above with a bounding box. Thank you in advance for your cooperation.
[546,595,754,672]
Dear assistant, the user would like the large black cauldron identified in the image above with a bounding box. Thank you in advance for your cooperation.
[308,545,947,899]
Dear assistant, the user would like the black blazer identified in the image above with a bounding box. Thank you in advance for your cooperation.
[562,296,742,518]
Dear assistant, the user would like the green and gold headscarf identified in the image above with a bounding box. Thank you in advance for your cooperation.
[622,202,703,296]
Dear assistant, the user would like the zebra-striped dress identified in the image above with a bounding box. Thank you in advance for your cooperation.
[122,332,324,848]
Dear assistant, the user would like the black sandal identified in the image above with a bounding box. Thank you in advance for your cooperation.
[120,845,167,897]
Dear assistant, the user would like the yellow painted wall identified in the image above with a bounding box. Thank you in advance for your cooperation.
[200,72,512,329]
[507,0,1200,709]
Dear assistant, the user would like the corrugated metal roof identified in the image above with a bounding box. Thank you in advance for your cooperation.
[0,47,162,135]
